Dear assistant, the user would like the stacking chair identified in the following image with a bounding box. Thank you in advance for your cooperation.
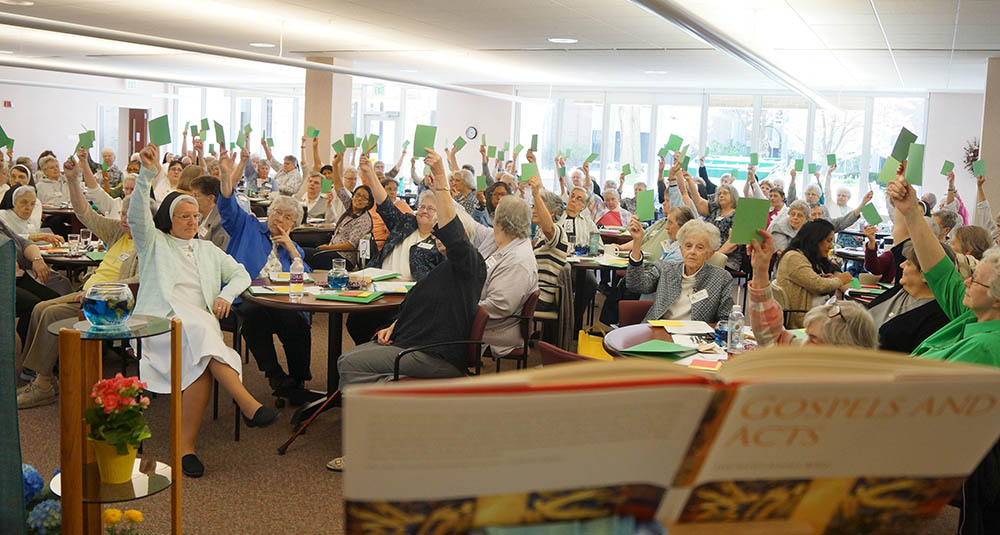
[393,306,490,380]
[492,289,541,372]
[538,341,601,366]
[618,300,654,327]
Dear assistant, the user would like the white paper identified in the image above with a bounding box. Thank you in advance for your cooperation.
[662,320,713,334]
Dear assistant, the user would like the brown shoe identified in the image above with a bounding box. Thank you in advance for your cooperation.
[17,381,58,409]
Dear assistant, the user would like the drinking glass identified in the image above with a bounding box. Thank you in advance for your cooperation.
[68,233,81,256]
[80,229,92,250]
[328,259,348,290]
[714,320,730,346]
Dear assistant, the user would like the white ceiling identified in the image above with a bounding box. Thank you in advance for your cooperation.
[0,0,996,93]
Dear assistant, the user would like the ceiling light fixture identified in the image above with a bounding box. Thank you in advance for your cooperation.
[629,0,837,110]
[0,50,13,54]
[0,0,35,5]
[547,38,578,44]
[249,42,275,48]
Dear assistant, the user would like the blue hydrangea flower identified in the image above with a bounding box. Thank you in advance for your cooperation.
[22,464,44,503]
[25,499,61,534]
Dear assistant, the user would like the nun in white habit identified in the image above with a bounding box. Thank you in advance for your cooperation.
[128,144,277,478]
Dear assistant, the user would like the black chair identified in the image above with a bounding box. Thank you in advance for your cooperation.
[491,290,540,372]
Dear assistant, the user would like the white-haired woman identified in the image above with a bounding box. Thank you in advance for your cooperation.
[479,194,538,357]
[686,175,743,270]
[596,188,632,228]
[35,155,70,206]
[747,229,877,348]
[262,137,302,196]
[625,218,734,322]
[449,168,478,215]
[0,185,58,244]
[768,199,809,253]
[131,144,276,478]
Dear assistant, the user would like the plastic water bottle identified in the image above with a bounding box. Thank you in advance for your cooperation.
[727,305,745,354]
[289,258,305,299]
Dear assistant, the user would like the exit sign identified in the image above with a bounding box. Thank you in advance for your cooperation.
[125,79,138,89]
[374,85,384,95]
[2,101,10,108]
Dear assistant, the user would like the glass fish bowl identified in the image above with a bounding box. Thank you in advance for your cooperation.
[82,283,135,329]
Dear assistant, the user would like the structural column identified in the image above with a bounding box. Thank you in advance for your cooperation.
[303,57,353,169]
[979,58,1000,218]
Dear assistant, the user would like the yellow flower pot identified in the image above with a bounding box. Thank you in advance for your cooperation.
[92,440,137,484]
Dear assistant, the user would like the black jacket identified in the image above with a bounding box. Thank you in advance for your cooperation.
[867,284,949,354]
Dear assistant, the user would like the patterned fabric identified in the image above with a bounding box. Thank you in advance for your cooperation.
[455,190,478,215]
[266,157,303,196]
[329,187,373,268]
[625,258,734,323]
[533,224,569,305]
[369,198,443,282]
[747,283,800,347]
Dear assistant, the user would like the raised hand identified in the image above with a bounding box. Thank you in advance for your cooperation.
[627,218,644,244]
[528,174,542,194]
[748,229,775,275]
[526,149,535,164]
[424,148,447,188]
[139,144,159,171]
[863,225,877,249]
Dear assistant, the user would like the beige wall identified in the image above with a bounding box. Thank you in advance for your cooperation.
[982,58,1000,222]
[923,92,985,210]
[436,85,514,171]
[302,57,353,170]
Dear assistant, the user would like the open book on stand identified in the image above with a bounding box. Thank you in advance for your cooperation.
[343,346,1000,534]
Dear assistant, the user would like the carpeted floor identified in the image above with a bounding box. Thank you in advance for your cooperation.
[17,301,963,534]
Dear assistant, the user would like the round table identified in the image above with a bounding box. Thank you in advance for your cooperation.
[241,277,404,427]
[41,205,85,234]
[602,324,676,358]
[599,230,631,245]
[51,459,171,503]
[834,247,867,263]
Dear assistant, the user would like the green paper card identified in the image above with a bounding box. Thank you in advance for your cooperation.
[77,130,95,149]
[498,151,506,161]
[243,123,252,134]
[558,166,566,178]
[184,121,190,132]
[941,160,955,175]
[703,147,710,157]
[331,140,346,154]
[665,134,683,151]
[678,144,689,162]
[190,125,199,137]
[513,143,524,153]
[266,137,274,147]
[622,163,632,175]
[503,141,510,151]
[306,126,319,138]
[208,143,214,154]
[101,162,108,171]
[477,175,487,190]
[530,134,538,152]
[198,128,206,140]
[681,155,691,169]
[731,169,740,180]
[487,146,497,158]
[749,152,759,166]
[860,203,882,225]
[402,139,410,149]
[413,124,437,157]
[905,143,924,185]
[365,134,379,153]
[321,178,333,194]
[808,163,818,174]
[520,163,537,182]
[585,153,598,164]
[235,129,246,149]
[85,251,106,262]
[794,159,804,172]
[877,157,900,184]
[622,339,695,356]
[657,146,668,158]
[729,197,770,245]
[214,121,225,146]
[973,159,986,177]
[344,133,355,148]
[891,127,918,162]
[827,153,837,166]
[848,277,862,290]
[148,115,171,146]
[564,148,571,158]
[452,137,467,152]
[636,190,655,222]
[229,142,235,149]
[200,118,210,132]
[423,164,432,176]
[481,134,486,147]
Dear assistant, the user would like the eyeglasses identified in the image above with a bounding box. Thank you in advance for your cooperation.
[417,205,437,213]
[968,276,991,290]
[270,211,297,222]
[173,213,202,222]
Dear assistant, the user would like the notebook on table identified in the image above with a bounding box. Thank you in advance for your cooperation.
[315,291,385,304]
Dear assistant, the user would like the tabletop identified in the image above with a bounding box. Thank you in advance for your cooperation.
[599,230,631,245]
[43,254,102,267]
[48,314,173,340]
[241,278,405,313]
[602,323,675,357]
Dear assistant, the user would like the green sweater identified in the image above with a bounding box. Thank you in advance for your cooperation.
[913,256,1000,367]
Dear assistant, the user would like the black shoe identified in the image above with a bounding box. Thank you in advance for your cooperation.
[267,372,291,391]
[243,406,278,428]
[182,454,204,478]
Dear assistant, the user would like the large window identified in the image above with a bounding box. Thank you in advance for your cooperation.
[870,96,926,174]
[654,101,702,176]
[811,96,867,204]
[706,95,753,157]
[560,99,603,182]
[517,99,557,187]
[608,104,651,196]
[758,96,809,180]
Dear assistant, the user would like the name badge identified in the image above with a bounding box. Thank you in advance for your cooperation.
[198,226,209,238]
[661,240,671,254]
[118,252,130,261]
[562,218,575,235]
[417,241,435,250]
[485,255,498,270]
[358,239,371,260]
[690,289,709,304]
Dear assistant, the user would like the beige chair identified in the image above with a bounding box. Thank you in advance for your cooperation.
[770,281,807,326]
[707,252,727,268]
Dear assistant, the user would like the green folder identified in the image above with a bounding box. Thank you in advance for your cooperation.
[827,153,837,166]
[622,163,631,176]
[487,146,497,158]
[877,157,900,184]
[316,291,385,304]
[331,140,346,154]
[848,277,862,290]
[85,251,106,262]
[453,137,467,152]
[306,126,320,138]
[214,121,226,146]
[891,127,918,162]
[905,143,924,185]
[148,115,171,146]
[941,160,954,175]
[520,163,538,182]
[208,144,214,154]
[794,159,804,172]
[621,339,697,359]
[973,159,986,177]
[530,134,538,152]
[200,118,210,132]
[749,152,759,166]
[657,146,668,158]
[808,163,818,174]
[344,133,355,148]
[636,190,655,222]
[321,178,333,194]
[267,137,274,147]
[513,143,524,153]
[665,134,683,152]
[860,203,882,225]
[413,124,437,157]
[477,175,487,190]
[729,197,770,245]
[585,153,598,164]
[503,141,510,151]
